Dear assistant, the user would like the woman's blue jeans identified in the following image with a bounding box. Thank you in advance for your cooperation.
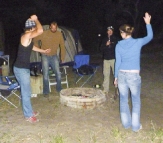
[41,55,62,94]
[13,66,33,118]
[118,71,141,132]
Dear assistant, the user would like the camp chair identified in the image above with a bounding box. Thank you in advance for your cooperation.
[49,65,69,92]
[0,76,21,108]
[73,55,98,87]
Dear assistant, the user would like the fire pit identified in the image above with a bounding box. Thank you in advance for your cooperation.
[60,88,106,109]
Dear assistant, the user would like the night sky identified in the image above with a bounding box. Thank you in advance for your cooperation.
[0,0,163,59]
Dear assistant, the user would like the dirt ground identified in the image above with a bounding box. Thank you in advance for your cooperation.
[0,52,163,143]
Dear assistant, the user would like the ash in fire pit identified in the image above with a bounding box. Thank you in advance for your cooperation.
[60,88,106,109]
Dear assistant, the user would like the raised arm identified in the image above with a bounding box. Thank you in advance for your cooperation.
[141,12,153,46]
[21,15,43,47]
[24,15,43,39]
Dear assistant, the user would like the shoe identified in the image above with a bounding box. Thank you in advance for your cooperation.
[26,116,39,123]
[43,94,49,98]
[33,111,39,117]
[134,125,142,132]
[57,89,62,93]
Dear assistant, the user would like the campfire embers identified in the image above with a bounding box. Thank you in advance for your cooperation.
[60,88,106,109]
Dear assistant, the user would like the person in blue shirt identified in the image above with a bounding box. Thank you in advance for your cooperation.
[114,12,153,132]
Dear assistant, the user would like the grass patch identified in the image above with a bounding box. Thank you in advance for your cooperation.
[110,126,127,142]
[49,134,65,143]
[148,121,163,142]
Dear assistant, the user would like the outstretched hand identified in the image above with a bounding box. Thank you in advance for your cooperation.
[143,12,151,24]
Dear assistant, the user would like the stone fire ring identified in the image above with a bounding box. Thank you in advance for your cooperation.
[60,88,106,109]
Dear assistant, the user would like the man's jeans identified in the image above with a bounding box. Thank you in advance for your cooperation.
[13,66,33,118]
[118,71,141,132]
[42,55,62,94]
[103,59,115,92]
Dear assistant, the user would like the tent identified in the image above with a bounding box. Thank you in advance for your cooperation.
[30,25,83,66]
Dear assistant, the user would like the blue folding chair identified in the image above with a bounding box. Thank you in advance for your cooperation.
[0,76,21,108]
[73,55,98,87]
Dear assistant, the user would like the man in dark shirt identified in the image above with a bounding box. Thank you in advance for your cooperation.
[100,26,118,95]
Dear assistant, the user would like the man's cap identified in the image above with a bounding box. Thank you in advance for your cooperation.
[107,26,114,31]
[25,19,36,28]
